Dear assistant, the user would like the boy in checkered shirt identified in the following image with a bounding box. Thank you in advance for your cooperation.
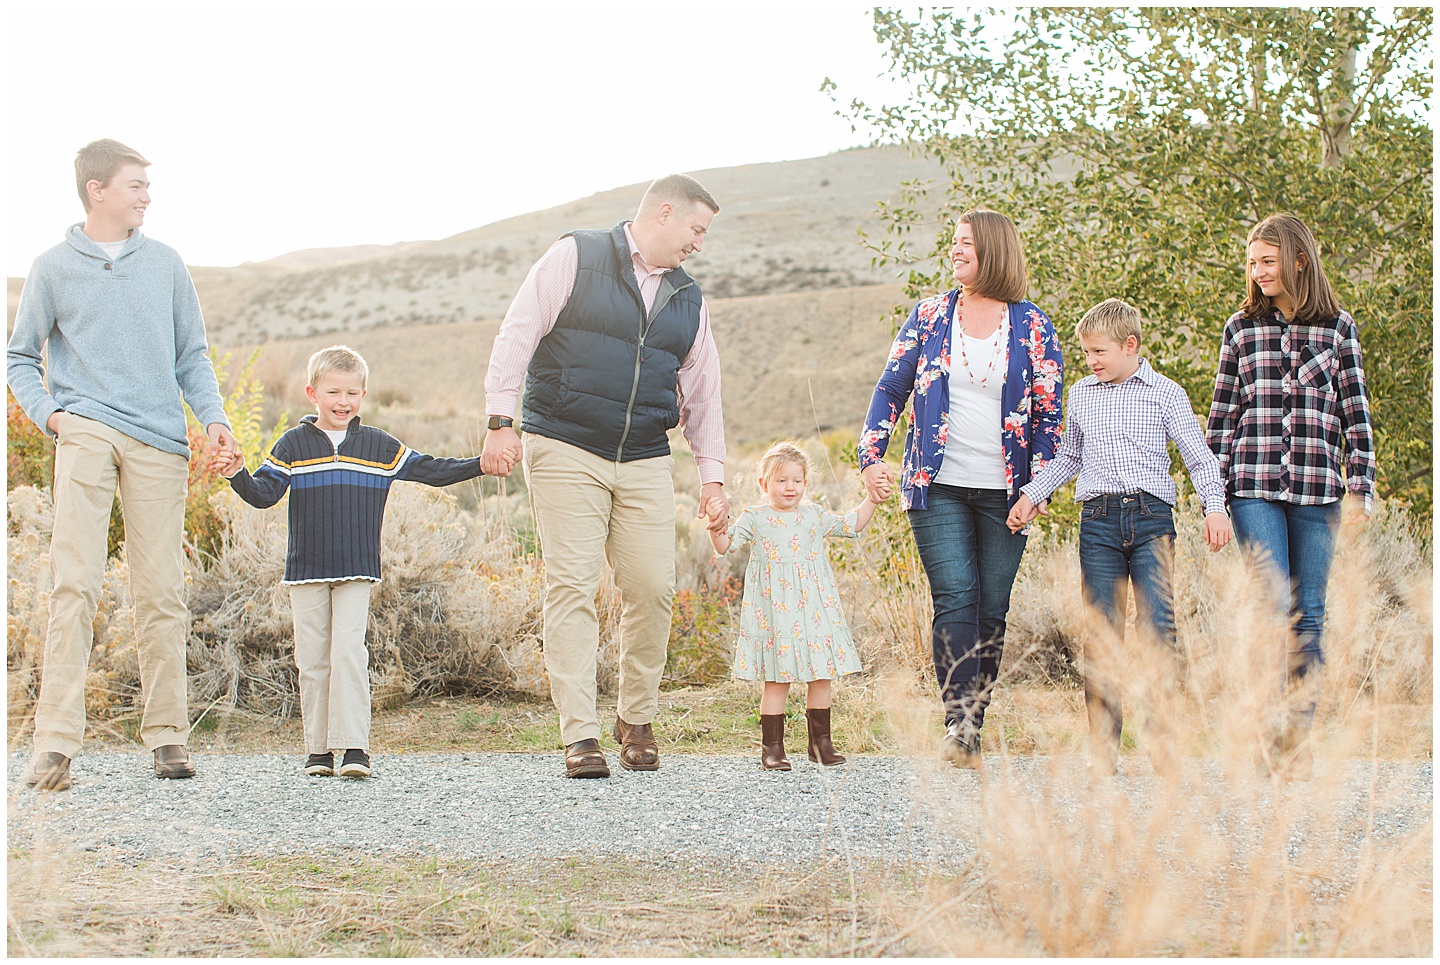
[1007,298,1232,777]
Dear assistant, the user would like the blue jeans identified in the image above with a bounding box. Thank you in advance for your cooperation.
[1228,497,1341,724]
[1078,492,1178,753]
[908,484,1028,731]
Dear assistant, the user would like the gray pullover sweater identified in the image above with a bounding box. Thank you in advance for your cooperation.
[7,225,229,458]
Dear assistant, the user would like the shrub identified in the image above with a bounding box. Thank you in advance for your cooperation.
[184,486,551,716]
[665,577,741,687]
[6,391,53,490]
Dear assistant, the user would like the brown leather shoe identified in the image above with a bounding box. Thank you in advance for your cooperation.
[25,751,72,791]
[564,738,611,779]
[806,707,846,766]
[154,744,196,779]
[760,714,791,771]
[612,718,660,771]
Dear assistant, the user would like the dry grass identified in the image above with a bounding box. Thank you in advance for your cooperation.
[6,440,1431,957]
[7,849,911,957]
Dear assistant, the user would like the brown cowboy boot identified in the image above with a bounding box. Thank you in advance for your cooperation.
[806,707,846,766]
[760,714,791,771]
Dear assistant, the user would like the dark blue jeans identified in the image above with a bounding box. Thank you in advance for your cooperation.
[1078,492,1178,753]
[908,484,1028,731]
[1228,497,1341,723]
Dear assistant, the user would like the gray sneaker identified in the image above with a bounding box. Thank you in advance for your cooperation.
[941,721,982,769]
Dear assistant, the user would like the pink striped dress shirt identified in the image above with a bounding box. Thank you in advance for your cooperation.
[484,223,726,484]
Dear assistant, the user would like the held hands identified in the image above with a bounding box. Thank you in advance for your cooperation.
[480,425,523,476]
[860,463,895,504]
[209,447,245,478]
[699,482,729,533]
[206,423,242,477]
[1203,512,1233,552]
[1006,494,1048,533]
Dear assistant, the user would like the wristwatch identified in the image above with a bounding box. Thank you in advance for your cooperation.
[487,416,514,431]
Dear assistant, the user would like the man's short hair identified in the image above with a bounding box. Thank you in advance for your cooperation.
[307,345,369,388]
[638,174,719,218]
[1075,298,1143,346]
[957,209,1028,303]
[75,139,150,212]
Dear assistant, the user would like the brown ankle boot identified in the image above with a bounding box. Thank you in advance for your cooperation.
[760,714,791,771]
[806,707,846,766]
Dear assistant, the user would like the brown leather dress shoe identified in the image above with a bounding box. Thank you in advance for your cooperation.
[154,744,196,779]
[564,738,611,779]
[612,718,660,771]
[25,751,72,791]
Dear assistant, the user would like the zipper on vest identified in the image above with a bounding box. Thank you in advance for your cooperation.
[615,275,694,461]
[616,330,645,459]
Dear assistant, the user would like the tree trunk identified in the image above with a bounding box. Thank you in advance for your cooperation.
[1320,13,1360,168]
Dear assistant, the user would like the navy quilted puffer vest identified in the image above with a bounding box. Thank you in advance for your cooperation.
[521,223,703,461]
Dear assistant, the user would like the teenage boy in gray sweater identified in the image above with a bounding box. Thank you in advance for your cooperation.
[8,139,237,790]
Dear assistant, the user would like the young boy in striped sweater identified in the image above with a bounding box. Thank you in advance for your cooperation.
[214,346,513,777]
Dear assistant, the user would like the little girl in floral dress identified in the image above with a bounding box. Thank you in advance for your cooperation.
[706,442,880,770]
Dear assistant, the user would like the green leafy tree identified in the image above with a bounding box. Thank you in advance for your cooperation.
[830,6,1432,519]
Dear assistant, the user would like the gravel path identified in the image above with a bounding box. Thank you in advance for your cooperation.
[7,751,1431,876]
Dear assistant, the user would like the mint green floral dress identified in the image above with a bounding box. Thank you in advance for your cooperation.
[720,504,864,682]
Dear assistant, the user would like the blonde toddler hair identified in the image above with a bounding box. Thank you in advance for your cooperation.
[756,442,811,492]
[307,345,369,388]
[1075,297,1143,346]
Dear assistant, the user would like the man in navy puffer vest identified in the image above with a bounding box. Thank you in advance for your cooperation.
[482,175,728,778]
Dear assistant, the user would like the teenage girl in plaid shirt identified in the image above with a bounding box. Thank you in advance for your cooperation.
[1205,213,1375,779]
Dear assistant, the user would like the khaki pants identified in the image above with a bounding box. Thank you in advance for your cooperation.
[524,434,676,745]
[288,580,374,753]
[35,413,191,756]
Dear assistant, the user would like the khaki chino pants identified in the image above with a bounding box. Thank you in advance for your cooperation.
[524,434,676,745]
[35,413,191,756]
[288,580,374,753]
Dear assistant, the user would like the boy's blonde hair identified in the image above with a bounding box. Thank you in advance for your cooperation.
[75,139,150,212]
[307,345,369,388]
[756,442,810,490]
[1075,297,1143,346]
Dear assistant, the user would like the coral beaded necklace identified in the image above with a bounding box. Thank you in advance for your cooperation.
[954,290,1006,388]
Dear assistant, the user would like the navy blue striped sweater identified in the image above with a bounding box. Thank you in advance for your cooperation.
[228,414,484,584]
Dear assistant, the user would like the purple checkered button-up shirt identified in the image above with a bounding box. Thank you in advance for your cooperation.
[1021,357,1228,515]
[1205,308,1375,513]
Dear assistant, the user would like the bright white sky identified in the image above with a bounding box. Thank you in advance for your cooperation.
[5,0,907,277]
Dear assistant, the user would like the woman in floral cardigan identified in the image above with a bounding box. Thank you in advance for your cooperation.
[859,209,1064,768]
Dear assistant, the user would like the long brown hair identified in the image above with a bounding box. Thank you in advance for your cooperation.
[958,209,1028,303]
[1240,213,1342,323]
